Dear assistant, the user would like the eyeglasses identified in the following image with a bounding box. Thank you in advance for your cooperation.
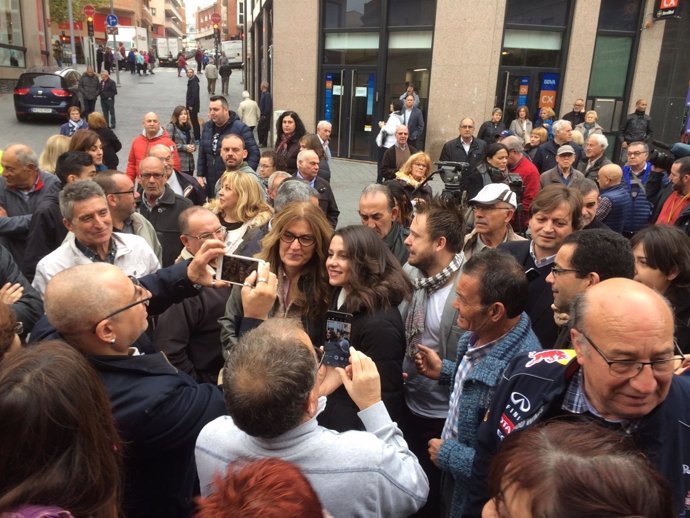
[94,276,151,331]
[280,231,316,247]
[185,226,227,241]
[111,189,135,196]
[550,266,583,277]
[140,173,166,180]
[627,151,646,158]
[576,329,683,378]
[461,125,474,129]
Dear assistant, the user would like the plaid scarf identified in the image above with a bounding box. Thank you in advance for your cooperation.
[405,252,465,359]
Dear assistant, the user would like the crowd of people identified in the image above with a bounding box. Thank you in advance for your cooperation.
[0,70,690,518]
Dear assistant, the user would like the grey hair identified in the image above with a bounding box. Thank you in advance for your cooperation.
[316,120,332,130]
[268,171,291,191]
[552,119,572,135]
[274,180,319,213]
[5,144,38,167]
[578,178,599,196]
[501,135,524,153]
[360,183,395,212]
[588,133,609,150]
[628,141,649,153]
[59,180,106,221]
[297,149,318,163]
[222,318,316,439]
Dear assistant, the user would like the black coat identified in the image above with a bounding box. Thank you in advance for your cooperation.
[439,137,487,171]
[477,121,506,145]
[174,170,206,206]
[137,185,193,267]
[0,244,43,335]
[380,144,417,181]
[186,75,200,112]
[93,126,122,169]
[499,240,559,348]
[317,295,406,433]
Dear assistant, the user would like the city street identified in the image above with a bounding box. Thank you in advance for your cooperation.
[0,64,418,228]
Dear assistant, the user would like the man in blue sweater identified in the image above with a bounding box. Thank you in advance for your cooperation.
[414,249,541,518]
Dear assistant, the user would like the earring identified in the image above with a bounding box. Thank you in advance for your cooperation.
[111,338,116,344]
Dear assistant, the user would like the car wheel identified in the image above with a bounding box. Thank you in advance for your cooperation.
[15,112,28,122]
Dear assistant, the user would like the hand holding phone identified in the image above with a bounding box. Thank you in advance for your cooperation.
[322,310,353,367]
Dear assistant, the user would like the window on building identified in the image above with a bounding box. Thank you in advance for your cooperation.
[588,36,633,98]
[505,0,569,27]
[501,29,562,67]
[0,0,25,68]
[323,32,379,65]
[151,7,156,15]
[323,0,380,28]
[387,0,436,26]
[383,30,432,108]
[238,0,244,25]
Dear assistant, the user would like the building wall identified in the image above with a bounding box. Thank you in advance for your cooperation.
[558,0,600,114]
[272,0,318,131]
[627,0,665,114]
[246,0,673,161]
[425,0,506,161]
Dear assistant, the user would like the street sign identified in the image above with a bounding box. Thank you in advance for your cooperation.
[83,4,96,17]
[211,12,221,24]
[106,26,119,35]
[106,14,118,27]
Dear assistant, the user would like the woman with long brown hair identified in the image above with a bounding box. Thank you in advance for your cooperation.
[220,202,333,353]
[0,340,122,518]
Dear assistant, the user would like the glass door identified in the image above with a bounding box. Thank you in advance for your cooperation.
[497,69,560,127]
[322,68,377,160]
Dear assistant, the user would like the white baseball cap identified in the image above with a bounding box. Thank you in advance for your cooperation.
[469,183,517,209]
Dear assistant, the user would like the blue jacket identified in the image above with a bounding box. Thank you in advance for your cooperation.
[599,183,632,234]
[438,313,541,518]
[463,350,690,518]
[197,111,260,188]
[622,162,657,233]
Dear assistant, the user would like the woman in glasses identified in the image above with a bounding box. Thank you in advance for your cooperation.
[630,224,690,353]
[220,202,333,353]
[211,171,273,258]
[393,151,433,203]
[320,225,412,432]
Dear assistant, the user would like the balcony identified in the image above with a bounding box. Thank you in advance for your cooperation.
[140,5,153,25]
[165,0,183,22]
[166,21,184,38]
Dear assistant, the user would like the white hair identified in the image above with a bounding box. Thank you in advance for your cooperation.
[588,133,609,150]
[552,119,572,135]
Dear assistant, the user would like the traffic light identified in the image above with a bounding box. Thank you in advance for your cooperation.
[213,23,220,44]
[87,16,94,37]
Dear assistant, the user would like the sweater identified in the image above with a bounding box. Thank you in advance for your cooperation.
[437,312,541,518]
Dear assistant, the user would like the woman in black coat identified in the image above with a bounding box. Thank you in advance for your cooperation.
[319,225,413,432]
[275,111,306,174]
[87,112,121,170]
[477,107,507,145]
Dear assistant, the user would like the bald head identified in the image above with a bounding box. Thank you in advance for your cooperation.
[1,143,39,190]
[573,278,674,338]
[45,263,124,340]
[598,164,623,188]
[143,112,161,138]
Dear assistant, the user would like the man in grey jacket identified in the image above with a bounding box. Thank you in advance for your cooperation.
[195,316,429,517]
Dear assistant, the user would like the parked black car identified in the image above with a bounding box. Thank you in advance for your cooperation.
[13,67,82,122]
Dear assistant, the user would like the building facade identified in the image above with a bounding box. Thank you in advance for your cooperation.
[244,0,689,160]
[194,0,243,49]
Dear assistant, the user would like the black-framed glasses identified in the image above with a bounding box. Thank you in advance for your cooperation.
[576,329,683,378]
[280,231,316,247]
[140,173,166,180]
[550,266,583,277]
[185,226,227,241]
[93,276,151,331]
[111,189,135,196]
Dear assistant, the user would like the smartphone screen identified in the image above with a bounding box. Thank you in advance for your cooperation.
[215,253,263,285]
[322,310,353,367]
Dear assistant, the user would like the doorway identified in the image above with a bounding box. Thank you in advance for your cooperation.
[497,69,560,127]
[322,68,377,160]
